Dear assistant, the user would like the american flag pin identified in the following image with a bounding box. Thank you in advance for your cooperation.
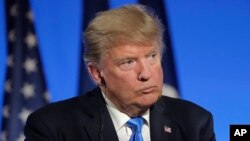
[164,125,172,134]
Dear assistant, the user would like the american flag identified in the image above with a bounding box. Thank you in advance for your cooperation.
[1,0,50,141]
[164,125,172,134]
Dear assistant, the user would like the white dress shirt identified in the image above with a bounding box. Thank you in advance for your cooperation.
[102,93,151,141]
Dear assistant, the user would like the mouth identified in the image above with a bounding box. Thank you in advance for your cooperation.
[137,86,156,94]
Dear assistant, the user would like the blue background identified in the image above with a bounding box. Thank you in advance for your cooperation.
[1,0,250,140]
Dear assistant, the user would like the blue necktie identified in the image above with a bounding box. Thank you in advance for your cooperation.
[126,117,144,141]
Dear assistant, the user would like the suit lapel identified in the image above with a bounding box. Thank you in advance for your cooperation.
[83,116,102,141]
[80,88,118,141]
[83,108,118,141]
[150,98,180,141]
[99,106,118,141]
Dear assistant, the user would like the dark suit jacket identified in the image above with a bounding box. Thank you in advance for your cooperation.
[24,88,216,141]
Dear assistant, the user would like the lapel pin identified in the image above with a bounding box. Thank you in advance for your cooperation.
[164,125,172,134]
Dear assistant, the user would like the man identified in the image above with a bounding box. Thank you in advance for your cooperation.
[25,4,215,141]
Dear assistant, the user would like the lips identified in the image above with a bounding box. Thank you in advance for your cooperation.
[138,86,156,94]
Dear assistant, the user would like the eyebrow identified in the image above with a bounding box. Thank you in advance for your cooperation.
[113,47,159,63]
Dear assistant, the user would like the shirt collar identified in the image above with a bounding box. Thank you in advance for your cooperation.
[102,92,150,132]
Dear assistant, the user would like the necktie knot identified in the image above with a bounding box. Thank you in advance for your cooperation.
[126,117,144,141]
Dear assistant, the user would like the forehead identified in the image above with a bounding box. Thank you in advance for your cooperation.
[106,44,158,58]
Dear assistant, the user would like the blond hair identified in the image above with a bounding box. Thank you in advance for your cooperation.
[83,4,165,65]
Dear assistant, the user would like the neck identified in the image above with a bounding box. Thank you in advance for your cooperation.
[120,105,149,117]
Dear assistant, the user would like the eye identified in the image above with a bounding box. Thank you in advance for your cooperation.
[119,59,136,71]
[151,53,157,58]
[147,52,158,64]
[122,59,134,65]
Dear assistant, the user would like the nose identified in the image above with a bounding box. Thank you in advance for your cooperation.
[137,60,152,81]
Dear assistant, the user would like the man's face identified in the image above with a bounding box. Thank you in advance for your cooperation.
[100,43,163,116]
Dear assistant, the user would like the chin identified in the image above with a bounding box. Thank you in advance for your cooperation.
[138,93,161,107]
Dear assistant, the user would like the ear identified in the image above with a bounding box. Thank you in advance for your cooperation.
[87,62,102,85]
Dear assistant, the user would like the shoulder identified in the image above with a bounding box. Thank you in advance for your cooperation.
[25,88,102,140]
[156,96,216,140]
[31,95,80,117]
[157,96,212,121]
[27,88,101,123]
[155,96,215,139]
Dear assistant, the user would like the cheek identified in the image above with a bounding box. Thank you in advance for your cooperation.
[105,72,137,102]
[104,61,134,81]
[152,64,163,81]
[111,72,137,89]
[108,74,139,102]
[159,67,163,81]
